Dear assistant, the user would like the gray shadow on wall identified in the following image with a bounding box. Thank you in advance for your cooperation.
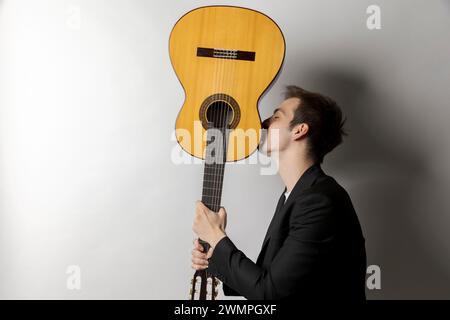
[291,65,450,299]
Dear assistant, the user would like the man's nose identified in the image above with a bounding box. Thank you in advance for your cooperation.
[257,117,271,151]
[261,117,272,130]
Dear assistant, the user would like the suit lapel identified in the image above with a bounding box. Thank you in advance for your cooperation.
[258,163,324,259]
[261,190,286,246]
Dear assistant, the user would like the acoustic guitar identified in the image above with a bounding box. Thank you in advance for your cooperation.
[169,5,285,300]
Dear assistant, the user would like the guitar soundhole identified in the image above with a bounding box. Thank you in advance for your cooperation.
[206,102,233,128]
[200,94,240,130]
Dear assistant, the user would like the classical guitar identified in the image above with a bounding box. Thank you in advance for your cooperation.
[169,5,285,300]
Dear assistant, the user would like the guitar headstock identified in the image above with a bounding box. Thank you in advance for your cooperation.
[189,270,220,300]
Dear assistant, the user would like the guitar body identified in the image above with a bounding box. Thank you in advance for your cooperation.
[170,5,285,161]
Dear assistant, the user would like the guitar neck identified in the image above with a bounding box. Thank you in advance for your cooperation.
[201,127,229,213]
[202,162,225,212]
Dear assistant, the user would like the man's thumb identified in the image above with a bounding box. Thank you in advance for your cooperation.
[218,207,227,229]
[218,207,226,218]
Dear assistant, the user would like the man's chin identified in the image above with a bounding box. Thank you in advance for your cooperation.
[257,144,272,157]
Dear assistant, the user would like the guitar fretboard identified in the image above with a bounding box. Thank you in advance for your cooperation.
[201,127,229,213]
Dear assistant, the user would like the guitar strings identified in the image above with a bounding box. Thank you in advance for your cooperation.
[212,45,225,214]
[211,46,228,299]
[208,45,218,213]
[207,32,237,227]
[200,27,222,258]
[204,44,224,299]
[210,41,222,213]
[215,49,232,213]
[211,33,223,213]
[215,43,232,214]
[213,40,236,216]
[201,32,224,299]
[216,42,236,214]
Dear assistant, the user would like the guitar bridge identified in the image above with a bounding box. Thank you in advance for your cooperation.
[197,47,255,61]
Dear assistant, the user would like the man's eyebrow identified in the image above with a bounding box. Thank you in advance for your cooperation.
[273,108,285,115]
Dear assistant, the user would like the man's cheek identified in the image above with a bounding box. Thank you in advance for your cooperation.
[269,128,281,150]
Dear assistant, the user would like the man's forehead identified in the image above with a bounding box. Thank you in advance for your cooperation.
[279,97,300,111]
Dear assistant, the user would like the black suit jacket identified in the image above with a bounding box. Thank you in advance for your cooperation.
[207,163,367,300]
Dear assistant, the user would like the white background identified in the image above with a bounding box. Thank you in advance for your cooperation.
[1,0,450,299]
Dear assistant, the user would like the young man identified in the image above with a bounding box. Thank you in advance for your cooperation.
[191,85,367,300]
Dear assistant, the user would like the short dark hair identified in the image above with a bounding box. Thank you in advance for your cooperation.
[285,85,347,164]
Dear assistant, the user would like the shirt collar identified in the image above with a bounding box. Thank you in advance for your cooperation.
[282,163,324,199]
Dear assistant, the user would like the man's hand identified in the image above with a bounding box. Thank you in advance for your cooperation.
[192,201,227,250]
[191,238,213,271]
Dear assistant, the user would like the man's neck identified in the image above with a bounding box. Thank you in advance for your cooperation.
[275,147,315,193]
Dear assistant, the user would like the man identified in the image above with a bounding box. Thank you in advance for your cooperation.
[191,85,367,300]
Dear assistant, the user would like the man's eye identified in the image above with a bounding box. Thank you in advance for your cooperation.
[273,116,279,119]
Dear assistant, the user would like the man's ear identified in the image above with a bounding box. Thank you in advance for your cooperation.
[292,123,309,141]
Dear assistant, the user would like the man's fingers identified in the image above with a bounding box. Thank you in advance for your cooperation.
[192,249,207,259]
[196,200,207,212]
[191,256,208,266]
[194,239,204,252]
[191,237,211,270]
[191,262,208,270]
[191,263,208,270]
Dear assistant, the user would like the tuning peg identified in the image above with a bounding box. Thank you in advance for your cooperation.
[213,278,221,286]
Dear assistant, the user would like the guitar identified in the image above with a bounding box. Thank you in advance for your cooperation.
[169,5,285,300]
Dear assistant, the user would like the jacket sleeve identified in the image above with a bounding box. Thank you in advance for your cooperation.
[207,193,336,300]
[222,282,240,296]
